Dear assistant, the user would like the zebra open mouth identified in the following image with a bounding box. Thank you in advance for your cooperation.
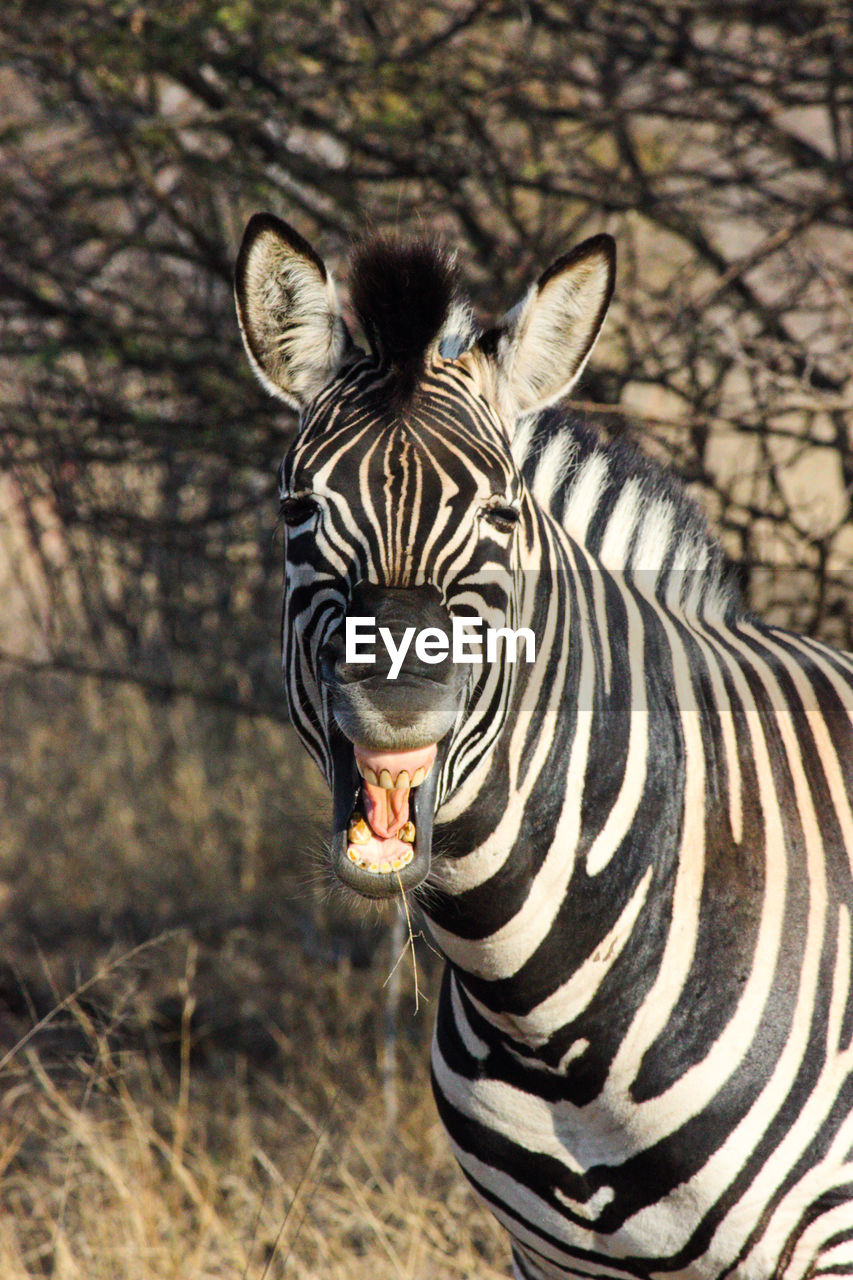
[330,738,441,898]
[346,743,437,872]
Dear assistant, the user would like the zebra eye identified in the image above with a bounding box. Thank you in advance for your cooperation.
[481,504,520,533]
[279,494,320,528]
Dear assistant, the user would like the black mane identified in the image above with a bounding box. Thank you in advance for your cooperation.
[349,236,459,398]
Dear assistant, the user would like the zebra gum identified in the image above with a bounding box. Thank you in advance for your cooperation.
[354,743,436,786]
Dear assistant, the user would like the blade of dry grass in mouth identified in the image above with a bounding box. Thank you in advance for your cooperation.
[384,876,422,1014]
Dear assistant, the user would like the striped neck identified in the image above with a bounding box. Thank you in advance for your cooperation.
[514,410,737,622]
[426,506,685,989]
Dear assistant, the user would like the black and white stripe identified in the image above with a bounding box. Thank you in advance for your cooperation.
[430,410,853,1280]
[235,218,853,1279]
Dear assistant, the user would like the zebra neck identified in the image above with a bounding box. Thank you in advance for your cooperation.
[519,411,735,625]
[425,521,688,1049]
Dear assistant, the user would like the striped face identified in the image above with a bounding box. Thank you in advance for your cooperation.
[235,213,614,898]
[279,356,524,897]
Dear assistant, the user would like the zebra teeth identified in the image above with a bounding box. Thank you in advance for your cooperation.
[345,846,414,874]
[353,752,434,791]
[348,816,371,844]
[399,821,416,843]
[349,849,376,870]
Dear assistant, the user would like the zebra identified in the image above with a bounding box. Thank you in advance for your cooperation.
[234,212,853,1280]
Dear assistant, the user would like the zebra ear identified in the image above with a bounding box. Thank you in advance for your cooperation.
[475,234,615,421]
[235,213,354,409]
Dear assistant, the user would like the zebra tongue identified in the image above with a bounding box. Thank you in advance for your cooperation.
[362,781,410,839]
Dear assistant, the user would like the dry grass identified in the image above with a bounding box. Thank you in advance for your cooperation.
[0,673,510,1279]
[1,970,508,1278]
[0,931,509,1280]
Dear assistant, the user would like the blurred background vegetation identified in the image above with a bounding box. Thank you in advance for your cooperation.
[0,2,851,1276]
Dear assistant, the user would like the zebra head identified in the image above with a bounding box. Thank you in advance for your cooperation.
[235,215,614,899]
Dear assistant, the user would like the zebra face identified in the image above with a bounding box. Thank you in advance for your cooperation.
[235,214,614,899]
[274,360,525,898]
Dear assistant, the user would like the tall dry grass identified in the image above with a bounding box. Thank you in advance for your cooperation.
[0,672,509,1278]
[1,957,508,1279]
